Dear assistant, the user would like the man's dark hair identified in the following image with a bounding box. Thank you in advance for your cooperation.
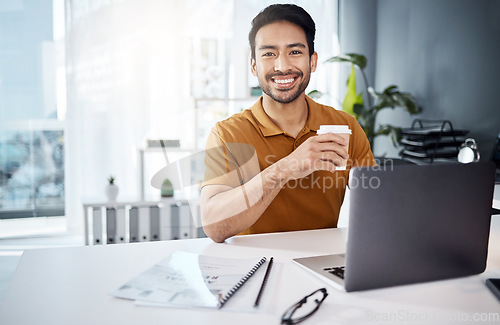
[249,4,316,60]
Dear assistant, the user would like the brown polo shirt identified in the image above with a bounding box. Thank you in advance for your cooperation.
[202,96,375,235]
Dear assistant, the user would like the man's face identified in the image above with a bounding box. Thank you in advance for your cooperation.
[251,21,317,104]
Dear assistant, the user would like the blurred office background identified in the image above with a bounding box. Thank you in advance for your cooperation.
[0,0,339,237]
[0,0,499,239]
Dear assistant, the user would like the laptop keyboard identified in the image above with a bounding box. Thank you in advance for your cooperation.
[323,266,345,279]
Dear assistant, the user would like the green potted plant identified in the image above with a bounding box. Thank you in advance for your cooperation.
[105,175,119,201]
[323,53,420,149]
[161,178,174,197]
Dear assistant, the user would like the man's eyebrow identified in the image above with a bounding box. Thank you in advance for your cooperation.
[287,43,306,49]
[257,43,307,51]
[258,45,278,51]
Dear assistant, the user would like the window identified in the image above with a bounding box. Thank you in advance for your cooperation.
[0,0,66,219]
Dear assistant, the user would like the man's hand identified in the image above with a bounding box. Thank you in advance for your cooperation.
[275,133,349,182]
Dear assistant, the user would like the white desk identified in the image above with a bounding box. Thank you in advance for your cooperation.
[1,216,500,325]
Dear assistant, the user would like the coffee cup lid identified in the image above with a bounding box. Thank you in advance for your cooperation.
[318,125,352,134]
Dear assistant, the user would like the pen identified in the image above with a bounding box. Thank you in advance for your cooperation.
[254,257,274,307]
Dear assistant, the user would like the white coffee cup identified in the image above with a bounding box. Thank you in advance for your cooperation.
[317,125,351,170]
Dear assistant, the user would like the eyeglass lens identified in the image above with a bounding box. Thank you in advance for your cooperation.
[281,288,328,324]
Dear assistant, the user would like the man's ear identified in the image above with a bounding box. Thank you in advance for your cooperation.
[250,57,257,76]
[310,52,318,73]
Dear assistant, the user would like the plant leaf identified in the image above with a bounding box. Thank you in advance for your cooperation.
[393,92,420,114]
[373,85,420,115]
[376,125,402,147]
[383,85,398,94]
[353,103,365,116]
[345,53,367,69]
[342,65,364,116]
[326,53,367,70]
[307,90,323,99]
[325,55,353,64]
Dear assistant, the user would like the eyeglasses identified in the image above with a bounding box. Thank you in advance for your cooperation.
[281,288,328,324]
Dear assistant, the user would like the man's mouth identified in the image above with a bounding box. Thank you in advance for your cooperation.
[273,77,295,84]
[270,75,300,88]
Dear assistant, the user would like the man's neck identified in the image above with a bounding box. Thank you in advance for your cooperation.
[262,94,309,138]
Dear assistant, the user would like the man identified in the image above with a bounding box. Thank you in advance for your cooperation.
[200,4,375,243]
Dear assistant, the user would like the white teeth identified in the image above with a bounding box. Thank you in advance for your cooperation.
[274,78,294,84]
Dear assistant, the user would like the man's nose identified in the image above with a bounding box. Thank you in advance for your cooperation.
[274,54,291,72]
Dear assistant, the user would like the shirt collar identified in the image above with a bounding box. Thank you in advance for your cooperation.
[250,95,322,137]
[304,95,322,133]
[249,97,283,137]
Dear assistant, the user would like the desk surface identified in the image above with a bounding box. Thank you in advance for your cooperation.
[1,216,500,325]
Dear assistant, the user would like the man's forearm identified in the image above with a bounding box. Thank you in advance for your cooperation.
[201,164,286,243]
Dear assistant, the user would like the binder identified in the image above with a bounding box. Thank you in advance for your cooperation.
[149,206,160,241]
[196,224,207,239]
[159,201,172,240]
[138,207,150,242]
[190,202,207,238]
[171,203,180,240]
[179,203,192,239]
[92,207,103,245]
[129,207,139,243]
[188,200,202,229]
[115,207,126,243]
[106,208,116,244]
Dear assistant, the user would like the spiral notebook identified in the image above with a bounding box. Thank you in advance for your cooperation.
[110,251,267,309]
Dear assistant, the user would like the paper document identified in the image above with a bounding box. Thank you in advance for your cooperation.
[110,251,275,311]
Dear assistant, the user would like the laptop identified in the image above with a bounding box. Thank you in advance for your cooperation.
[293,162,496,292]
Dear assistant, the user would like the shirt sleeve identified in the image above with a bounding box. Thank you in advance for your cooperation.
[349,117,376,168]
[201,125,260,188]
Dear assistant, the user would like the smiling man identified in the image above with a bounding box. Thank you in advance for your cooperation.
[200,4,375,243]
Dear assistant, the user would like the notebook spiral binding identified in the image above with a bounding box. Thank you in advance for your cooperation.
[218,257,267,308]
